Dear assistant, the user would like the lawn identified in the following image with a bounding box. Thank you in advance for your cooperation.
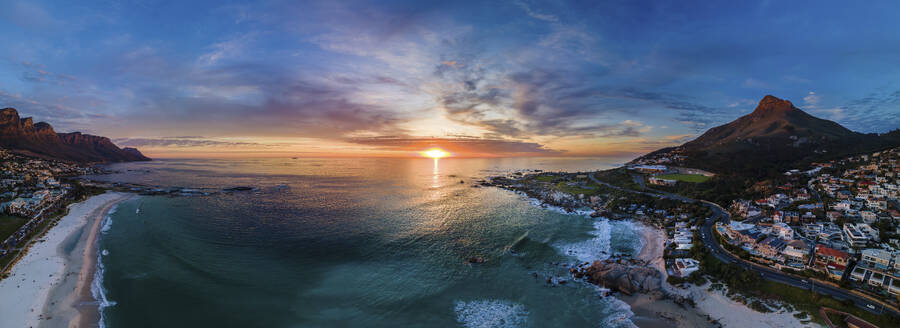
[555,181,601,196]
[655,173,711,183]
[0,215,27,242]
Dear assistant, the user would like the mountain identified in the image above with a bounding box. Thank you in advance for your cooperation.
[0,107,150,163]
[637,95,896,176]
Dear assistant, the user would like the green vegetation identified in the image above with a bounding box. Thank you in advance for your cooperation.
[534,175,556,182]
[655,173,711,183]
[825,311,848,328]
[692,235,900,327]
[592,168,644,190]
[0,215,27,242]
[554,181,601,196]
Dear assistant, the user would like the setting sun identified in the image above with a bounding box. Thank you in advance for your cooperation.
[421,148,449,159]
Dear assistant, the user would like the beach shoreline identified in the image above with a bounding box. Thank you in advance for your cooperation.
[622,223,819,328]
[0,192,130,328]
[616,224,716,327]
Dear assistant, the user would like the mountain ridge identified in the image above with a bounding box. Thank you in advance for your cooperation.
[635,95,897,176]
[0,107,150,163]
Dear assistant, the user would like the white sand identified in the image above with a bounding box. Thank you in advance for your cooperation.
[631,224,820,328]
[0,192,128,328]
[684,283,821,328]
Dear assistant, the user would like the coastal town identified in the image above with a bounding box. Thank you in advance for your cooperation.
[483,147,900,327]
[630,147,900,327]
[0,149,103,272]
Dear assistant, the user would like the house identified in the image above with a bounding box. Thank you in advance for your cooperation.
[843,223,876,248]
[649,177,677,186]
[674,258,700,277]
[782,240,810,266]
[860,248,892,271]
[771,223,794,239]
[757,237,787,260]
[631,165,667,174]
[860,211,877,224]
[814,244,851,280]
[890,279,900,296]
[850,266,868,282]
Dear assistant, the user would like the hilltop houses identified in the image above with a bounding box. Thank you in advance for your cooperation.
[711,147,900,300]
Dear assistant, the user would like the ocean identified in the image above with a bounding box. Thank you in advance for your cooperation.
[84,157,647,328]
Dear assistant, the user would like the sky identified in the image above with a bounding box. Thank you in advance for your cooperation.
[2,0,900,158]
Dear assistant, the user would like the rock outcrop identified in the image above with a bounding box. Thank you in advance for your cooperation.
[572,258,663,296]
[0,107,149,163]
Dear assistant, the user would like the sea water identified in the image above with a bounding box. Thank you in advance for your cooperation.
[85,157,645,327]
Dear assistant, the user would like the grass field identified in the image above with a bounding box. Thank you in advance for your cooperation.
[655,173,711,183]
[0,215,28,242]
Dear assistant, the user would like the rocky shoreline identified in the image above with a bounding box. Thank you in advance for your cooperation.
[570,258,697,307]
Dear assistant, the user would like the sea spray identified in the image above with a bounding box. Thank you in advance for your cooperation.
[454,300,528,328]
[608,220,645,257]
[555,219,613,263]
[100,204,118,234]
[93,209,118,328]
[596,296,638,328]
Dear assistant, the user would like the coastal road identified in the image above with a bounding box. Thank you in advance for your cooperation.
[589,172,900,319]
[698,207,900,318]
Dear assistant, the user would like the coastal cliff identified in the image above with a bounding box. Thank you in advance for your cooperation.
[0,107,149,163]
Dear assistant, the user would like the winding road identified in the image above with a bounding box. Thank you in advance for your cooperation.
[588,172,900,319]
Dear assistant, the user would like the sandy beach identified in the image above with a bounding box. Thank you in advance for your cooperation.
[623,223,819,328]
[616,224,716,327]
[0,192,130,328]
[683,282,821,328]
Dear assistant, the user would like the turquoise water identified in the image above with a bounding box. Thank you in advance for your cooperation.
[87,158,645,327]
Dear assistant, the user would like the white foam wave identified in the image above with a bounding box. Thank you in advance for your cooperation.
[99,204,118,234]
[522,194,593,217]
[555,219,612,263]
[609,220,646,257]
[92,248,116,328]
[454,300,528,328]
[94,204,119,328]
[597,296,638,328]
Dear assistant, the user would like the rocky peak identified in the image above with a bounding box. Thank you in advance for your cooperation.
[0,108,20,125]
[0,106,150,162]
[752,95,797,116]
[34,122,55,133]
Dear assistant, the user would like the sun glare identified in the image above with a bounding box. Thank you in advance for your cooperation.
[421,148,449,159]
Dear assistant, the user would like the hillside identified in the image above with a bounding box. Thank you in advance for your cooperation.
[636,95,896,176]
[0,107,150,163]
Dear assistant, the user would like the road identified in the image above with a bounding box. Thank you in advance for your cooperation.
[588,172,900,319]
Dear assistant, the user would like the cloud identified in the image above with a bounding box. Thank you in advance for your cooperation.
[809,108,845,121]
[198,33,259,65]
[803,91,820,107]
[515,1,559,23]
[742,78,770,89]
[834,90,900,132]
[113,137,266,149]
[346,136,564,156]
[20,62,77,85]
[0,1,58,29]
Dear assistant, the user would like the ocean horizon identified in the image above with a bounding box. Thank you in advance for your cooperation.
[86,157,647,327]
